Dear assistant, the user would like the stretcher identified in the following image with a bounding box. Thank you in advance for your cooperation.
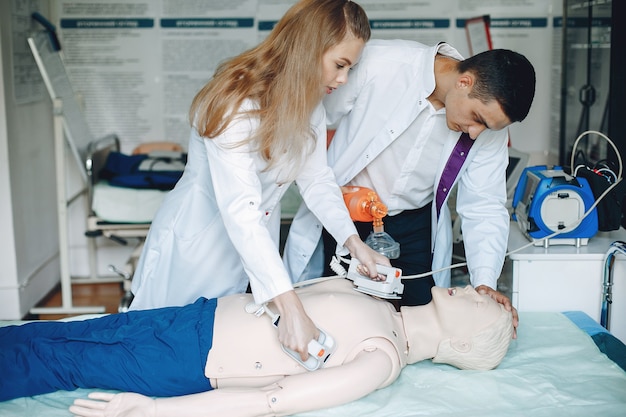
[83,135,182,311]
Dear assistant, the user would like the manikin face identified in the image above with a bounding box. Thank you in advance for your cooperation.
[322,34,365,96]
[431,285,503,338]
[444,75,511,140]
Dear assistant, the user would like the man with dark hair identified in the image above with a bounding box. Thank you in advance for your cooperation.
[285,40,536,334]
[457,48,535,123]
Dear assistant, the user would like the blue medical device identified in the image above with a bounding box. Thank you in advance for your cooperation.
[512,166,598,246]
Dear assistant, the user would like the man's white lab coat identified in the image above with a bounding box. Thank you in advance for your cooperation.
[284,40,510,290]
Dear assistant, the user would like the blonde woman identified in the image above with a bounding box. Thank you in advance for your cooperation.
[129,0,389,360]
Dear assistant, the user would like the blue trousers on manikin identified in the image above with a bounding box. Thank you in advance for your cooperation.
[0,297,216,401]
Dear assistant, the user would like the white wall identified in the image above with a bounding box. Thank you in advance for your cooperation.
[0,0,61,319]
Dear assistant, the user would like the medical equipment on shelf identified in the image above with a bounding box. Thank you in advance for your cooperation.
[245,302,336,371]
[601,241,626,330]
[512,165,598,247]
[343,186,400,259]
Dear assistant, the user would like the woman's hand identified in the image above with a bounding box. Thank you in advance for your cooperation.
[343,234,391,279]
[272,290,319,361]
[69,392,156,417]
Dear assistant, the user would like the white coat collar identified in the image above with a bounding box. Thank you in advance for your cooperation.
[328,41,464,185]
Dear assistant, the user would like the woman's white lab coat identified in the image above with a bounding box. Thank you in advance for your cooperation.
[284,40,510,290]
[130,101,357,310]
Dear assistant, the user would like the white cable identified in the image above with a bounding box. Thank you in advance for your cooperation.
[573,164,588,177]
[328,255,348,277]
[570,130,623,179]
[596,167,618,182]
[291,256,350,289]
[402,261,468,280]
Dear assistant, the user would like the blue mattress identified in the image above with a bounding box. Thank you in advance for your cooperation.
[563,310,626,371]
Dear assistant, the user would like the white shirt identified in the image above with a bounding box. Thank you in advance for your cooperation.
[348,102,447,215]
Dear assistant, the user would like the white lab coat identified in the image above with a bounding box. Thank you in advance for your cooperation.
[130,101,356,310]
[284,40,510,290]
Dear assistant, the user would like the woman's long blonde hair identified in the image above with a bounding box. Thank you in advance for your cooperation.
[189,0,370,180]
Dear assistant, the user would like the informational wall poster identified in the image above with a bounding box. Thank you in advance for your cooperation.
[53,0,559,160]
[256,0,293,40]
[55,0,257,152]
[358,0,453,44]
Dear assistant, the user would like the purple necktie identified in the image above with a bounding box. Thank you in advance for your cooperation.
[435,133,474,218]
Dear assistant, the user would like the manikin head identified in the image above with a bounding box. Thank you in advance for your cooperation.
[407,285,514,370]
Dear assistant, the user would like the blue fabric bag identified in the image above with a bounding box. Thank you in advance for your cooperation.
[99,151,186,191]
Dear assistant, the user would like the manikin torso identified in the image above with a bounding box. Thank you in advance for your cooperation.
[206,279,407,389]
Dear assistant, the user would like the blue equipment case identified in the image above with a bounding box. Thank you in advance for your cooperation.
[512,166,598,245]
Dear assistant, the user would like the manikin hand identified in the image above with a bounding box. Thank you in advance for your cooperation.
[69,392,155,417]
[343,234,392,280]
[272,290,319,361]
[475,285,519,338]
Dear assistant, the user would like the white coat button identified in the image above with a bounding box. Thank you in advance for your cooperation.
[255,362,262,369]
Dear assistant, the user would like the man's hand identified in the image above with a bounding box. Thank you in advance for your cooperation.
[475,285,518,339]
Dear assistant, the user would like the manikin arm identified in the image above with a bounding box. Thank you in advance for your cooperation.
[69,347,395,417]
